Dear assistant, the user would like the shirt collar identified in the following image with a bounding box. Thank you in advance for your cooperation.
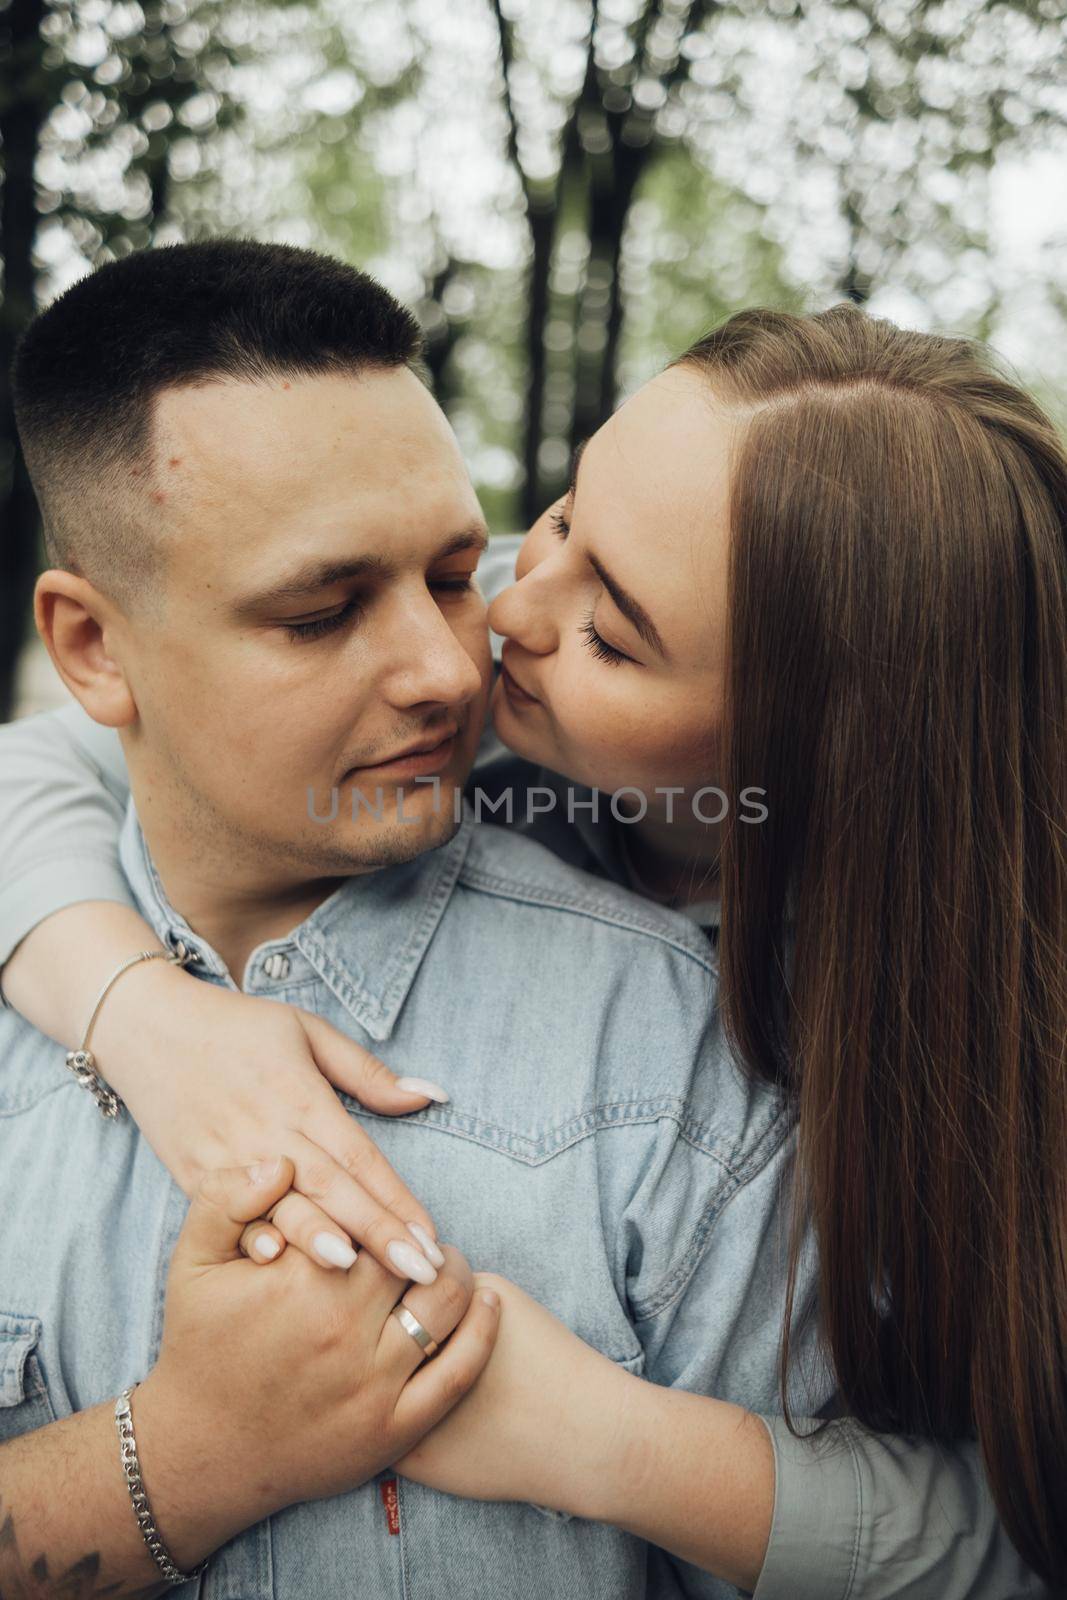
[118,797,476,1041]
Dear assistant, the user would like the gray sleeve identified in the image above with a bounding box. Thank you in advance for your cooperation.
[0,704,134,971]
[753,1414,1048,1600]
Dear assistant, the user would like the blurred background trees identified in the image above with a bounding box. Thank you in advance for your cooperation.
[2,0,1065,717]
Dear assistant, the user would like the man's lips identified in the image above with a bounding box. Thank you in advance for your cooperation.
[364,725,460,766]
[347,728,460,778]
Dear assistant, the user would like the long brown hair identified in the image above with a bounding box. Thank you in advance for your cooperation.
[681,306,1067,1586]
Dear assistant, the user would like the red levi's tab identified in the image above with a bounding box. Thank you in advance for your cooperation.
[380,1477,400,1535]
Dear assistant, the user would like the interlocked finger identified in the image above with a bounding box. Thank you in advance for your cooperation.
[378,1243,474,1379]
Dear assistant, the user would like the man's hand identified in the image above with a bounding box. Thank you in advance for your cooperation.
[138,1159,500,1569]
[0,1159,501,1592]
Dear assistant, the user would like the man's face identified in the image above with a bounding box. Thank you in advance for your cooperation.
[114,367,492,885]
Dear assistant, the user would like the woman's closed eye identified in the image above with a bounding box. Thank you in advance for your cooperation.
[549,506,634,666]
[580,607,630,666]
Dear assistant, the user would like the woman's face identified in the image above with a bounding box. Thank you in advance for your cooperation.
[487,365,736,810]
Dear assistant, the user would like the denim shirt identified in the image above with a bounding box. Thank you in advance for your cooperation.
[0,787,821,1599]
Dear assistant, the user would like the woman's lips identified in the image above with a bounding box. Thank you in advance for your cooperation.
[500,653,541,707]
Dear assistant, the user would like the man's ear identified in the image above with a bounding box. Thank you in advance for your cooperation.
[34,569,137,728]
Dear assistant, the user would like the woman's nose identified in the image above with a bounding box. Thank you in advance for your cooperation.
[487,570,556,656]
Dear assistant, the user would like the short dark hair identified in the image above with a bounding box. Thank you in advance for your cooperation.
[13,239,424,602]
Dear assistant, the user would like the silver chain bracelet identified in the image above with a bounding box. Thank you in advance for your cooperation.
[114,1384,208,1586]
[65,942,194,1118]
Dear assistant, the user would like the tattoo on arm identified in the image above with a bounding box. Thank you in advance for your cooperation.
[0,1499,165,1600]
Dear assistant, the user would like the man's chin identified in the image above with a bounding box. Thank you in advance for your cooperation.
[297,790,463,874]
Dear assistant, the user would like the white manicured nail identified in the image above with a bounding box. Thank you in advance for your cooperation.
[408,1223,446,1268]
[387,1239,437,1284]
[312,1232,357,1269]
[395,1076,450,1104]
[254,1234,281,1260]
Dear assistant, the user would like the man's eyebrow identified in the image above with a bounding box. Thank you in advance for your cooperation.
[587,552,669,661]
[234,526,489,613]
[439,526,490,560]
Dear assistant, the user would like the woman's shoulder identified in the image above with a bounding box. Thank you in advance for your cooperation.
[458,807,717,971]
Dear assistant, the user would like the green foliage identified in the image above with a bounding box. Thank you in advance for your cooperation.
[620,144,806,389]
[34,0,248,258]
[301,120,389,265]
[5,0,1067,546]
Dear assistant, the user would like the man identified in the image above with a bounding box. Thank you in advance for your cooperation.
[0,240,813,1597]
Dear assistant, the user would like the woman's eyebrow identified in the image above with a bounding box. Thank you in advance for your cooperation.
[568,438,589,498]
[569,437,668,661]
[586,551,669,661]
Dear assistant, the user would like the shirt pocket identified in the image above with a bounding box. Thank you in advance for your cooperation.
[0,1311,57,1442]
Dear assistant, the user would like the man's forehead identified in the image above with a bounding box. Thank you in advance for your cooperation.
[142,369,483,604]
[153,367,463,477]
[149,368,479,544]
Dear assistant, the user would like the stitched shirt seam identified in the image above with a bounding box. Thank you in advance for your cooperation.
[457,864,718,973]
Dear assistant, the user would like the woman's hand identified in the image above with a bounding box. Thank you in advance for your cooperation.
[393,1276,775,1592]
[392,1274,634,1521]
[134,1157,501,1572]
[92,958,450,1282]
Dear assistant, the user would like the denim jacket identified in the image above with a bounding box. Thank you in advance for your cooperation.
[0,780,820,1599]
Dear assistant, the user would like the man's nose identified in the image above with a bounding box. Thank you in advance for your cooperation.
[381,593,486,708]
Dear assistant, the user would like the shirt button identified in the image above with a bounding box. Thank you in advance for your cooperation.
[262,953,291,981]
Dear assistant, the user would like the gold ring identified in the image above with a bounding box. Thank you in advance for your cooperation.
[392,1303,439,1358]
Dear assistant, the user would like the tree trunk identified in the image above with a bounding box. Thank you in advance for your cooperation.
[839,191,871,304]
[520,201,556,526]
[422,255,465,417]
[571,138,646,452]
[0,0,49,722]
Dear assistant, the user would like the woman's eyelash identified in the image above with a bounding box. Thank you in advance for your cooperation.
[283,578,475,642]
[580,605,627,666]
[547,511,628,665]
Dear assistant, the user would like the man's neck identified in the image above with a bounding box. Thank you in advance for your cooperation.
[152,857,343,987]
[123,739,351,983]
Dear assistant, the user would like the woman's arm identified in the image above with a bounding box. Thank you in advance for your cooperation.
[393,1276,772,1590]
[0,708,448,1283]
[396,1277,1048,1599]
[752,1416,1047,1600]
[604,1398,1047,1599]
[0,703,136,1030]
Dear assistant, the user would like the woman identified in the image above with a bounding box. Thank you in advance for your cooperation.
[1,304,1063,1596]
